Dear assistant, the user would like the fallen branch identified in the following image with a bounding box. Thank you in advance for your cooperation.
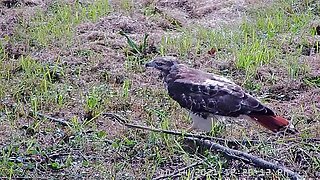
[104,112,302,180]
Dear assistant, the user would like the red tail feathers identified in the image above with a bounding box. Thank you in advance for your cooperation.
[248,115,294,133]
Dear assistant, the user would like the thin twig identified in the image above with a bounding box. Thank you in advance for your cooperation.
[34,112,70,126]
[153,159,205,180]
[47,152,71,159]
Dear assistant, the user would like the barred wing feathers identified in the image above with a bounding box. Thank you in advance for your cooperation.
[167,77,274,118]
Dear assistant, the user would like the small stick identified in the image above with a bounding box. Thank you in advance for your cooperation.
[33,112,70,126]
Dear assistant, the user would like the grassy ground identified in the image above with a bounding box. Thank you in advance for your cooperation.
[0,0,319,179]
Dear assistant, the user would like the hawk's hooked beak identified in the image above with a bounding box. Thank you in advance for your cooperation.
[145,61,156,68]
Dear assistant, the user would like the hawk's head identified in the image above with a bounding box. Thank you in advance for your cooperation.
[145,56,178,73]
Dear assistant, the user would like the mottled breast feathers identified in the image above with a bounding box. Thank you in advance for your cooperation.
[165,64,274,118]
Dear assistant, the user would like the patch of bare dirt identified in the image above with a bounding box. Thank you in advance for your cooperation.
[75,12,167,52]
[154,0,247,28]
[0,0,49,60]
[0,0,48,37]
[0,9,19,37]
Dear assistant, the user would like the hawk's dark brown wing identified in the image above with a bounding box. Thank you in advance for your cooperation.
[167,78,274,117]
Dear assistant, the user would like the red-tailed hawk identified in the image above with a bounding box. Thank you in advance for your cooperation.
[146,56,296,133]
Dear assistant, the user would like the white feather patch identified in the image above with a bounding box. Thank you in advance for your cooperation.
[189,113,250,132]
[203,77,233,87]
[190,113,214,132]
